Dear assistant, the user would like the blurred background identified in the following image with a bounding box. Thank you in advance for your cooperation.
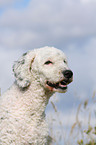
[0,0,96,144]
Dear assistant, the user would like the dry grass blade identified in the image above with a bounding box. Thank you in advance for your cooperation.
[84,99,88,109]
[92,91,96,99]
[76,103,82,124]
[51,101,57,113]
[70,122,77,135]
[50,101,62,126]
[88,111,91,126]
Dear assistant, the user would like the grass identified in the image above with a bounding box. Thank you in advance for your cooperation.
[48,92,96,145]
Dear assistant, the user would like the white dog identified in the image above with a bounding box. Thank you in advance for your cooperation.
[0,46,73,145]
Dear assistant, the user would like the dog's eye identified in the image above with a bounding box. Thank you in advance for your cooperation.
[44,60,53,65]
[64,60,67,64]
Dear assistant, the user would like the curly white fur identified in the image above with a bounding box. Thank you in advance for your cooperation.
[0,46,73,145]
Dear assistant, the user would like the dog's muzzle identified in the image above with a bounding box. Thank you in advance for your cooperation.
[46,70,73,92]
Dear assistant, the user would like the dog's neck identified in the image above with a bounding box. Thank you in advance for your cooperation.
[13,81,54,119]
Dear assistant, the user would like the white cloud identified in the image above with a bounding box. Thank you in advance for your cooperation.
[81,0,96,4]
[0,0,22,7]
[0,48,25,93]
[69,46,96,99]
[0,0,96,49]
[0,0,13,6]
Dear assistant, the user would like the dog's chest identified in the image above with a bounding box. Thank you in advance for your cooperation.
[15,115,49,145]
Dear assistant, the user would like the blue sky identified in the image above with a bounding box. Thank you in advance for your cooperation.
[14,0,30,9]
[0,0,96,143]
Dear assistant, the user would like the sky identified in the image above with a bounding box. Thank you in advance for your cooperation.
[0,0,96,144]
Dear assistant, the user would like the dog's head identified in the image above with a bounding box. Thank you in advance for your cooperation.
[13,46,73,93]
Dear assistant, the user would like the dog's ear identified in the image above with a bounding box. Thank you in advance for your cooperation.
[13,50,35,88]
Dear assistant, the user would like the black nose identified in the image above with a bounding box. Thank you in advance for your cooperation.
[63,70,73,79]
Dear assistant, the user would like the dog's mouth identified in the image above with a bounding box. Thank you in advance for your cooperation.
[46,79,71,92]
